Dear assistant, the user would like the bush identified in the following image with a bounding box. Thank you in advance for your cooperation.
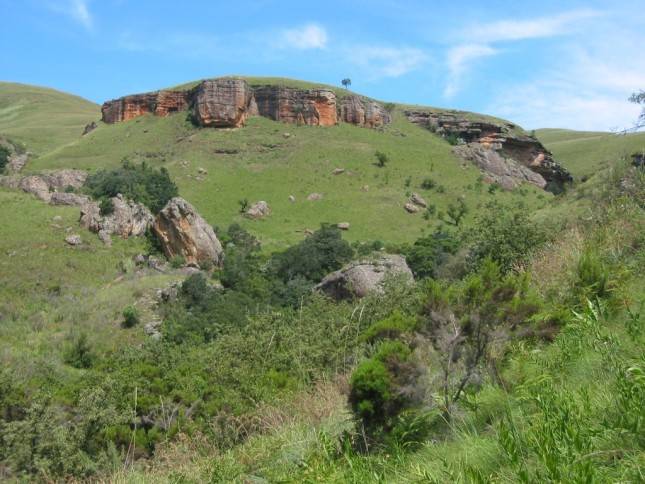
[421,178,436,190]
[404,229,460,279]
[63,333,95,369]
[375,151,389,168]
[122,306,140,328]
[0,145,10,174]
[270,224,354,283]
[83,160,178,213]
[575,250,611,301]
[361,310,417,343]
[444,133,462,145]
[170,255,186,268]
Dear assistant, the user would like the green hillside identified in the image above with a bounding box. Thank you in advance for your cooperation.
[537,128,645,179]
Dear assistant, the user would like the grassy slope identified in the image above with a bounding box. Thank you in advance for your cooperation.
[29,109,546,251]
[537,128,645,179]
[0,82,99,156]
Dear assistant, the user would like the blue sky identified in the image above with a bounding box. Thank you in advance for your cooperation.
[1,0,644,130]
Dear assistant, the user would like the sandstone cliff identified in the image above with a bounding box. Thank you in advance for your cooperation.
[405,111,572,191]
[101,78,389,129]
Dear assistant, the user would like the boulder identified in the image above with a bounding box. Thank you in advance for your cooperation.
[409,193,427,208]
[315,254,414,300]
[192,79,253,128]
[19,176,51,201]
[337,222,350,230]
[332,168,345,175]
[82,121,97,135]
[80,194,153,240]
[307,192,323,201]
[288,195,296,203]
[153,197,223,267]
[65,234,82,246]
[245,201,271,219]
[404,202,419,213]
[49,192,90,206]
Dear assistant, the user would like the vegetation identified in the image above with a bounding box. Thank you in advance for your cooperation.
[83,160,178,213]
[0,144,9,174]
[374,150,389,167]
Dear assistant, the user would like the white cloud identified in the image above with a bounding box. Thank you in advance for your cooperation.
[280,24,328,50]
[349,46,427,79]
[467,9,600,43]
[444,44,496,98]
[48,0,93,30]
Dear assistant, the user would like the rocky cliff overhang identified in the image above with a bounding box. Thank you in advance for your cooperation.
[404,110,573,192]
[101,78,390,129]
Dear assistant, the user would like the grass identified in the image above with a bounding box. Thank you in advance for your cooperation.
[536,128,645,179]
[0,82,99,156]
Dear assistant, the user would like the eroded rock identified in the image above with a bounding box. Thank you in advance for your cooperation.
[253,86,337,126]
[153,197,223,267]
[192,79,253,128]
[50,192,91,206]
[409,193,427,208]
[245,201,271,219]
[340,95,391,128]
[80,194,153,242]
[315,254,414,300]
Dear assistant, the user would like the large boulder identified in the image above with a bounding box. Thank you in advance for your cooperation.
[245,200,271,219]
[49,192,91,206]
[153,197,223,267]
[315,254,414,300]
[80,194,153,241]
[192,79,254,128]
[19,175,51,201]
[11,170,89,202]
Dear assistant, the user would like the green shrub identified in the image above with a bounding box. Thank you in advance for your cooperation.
[375,151,389,168]
[63,333,95,369]
[361,311,417,343]
[170,255,186,268]
[575,249,611,300]
[421,178,436,190]
[404,229,459,279]
[83,160,178,213]
[444,133,461,145]
[0,145,9,174]
[122,306,140,328]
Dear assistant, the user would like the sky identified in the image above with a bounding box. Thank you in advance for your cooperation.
[1,0,644,131]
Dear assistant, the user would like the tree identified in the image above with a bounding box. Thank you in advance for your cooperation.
[628,90,645,131]
[442,199,468,226]
[341,78,352,89]
[375,151,389,168]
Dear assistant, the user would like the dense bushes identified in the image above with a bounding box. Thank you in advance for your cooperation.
[403,229,459,279]
[0,145,10,174]
[83,160,178,213]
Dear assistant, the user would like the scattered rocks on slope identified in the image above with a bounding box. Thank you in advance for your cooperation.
[4,170,89,202]
[82,121,97,136]
[307,192,323,201]
[153,197,224,267]
[409,193,427,208]
[245,201,271,219]
[315,254,414,300]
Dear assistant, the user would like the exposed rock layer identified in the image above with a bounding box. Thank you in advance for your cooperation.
[80,194,154,242]
[101,78,389,129]
[404,110,572,190]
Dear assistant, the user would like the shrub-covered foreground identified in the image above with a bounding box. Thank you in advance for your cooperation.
[0,162,643,482]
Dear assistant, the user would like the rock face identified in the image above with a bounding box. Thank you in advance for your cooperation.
[253,86,337,126]
[102,90,191,123]
[192,79,254,128]
[49,192,91,206]
[100,77,391,129]
[409,193,427,208]
[315,254,414,300]
[404,110,572,191]
[19,176,51,201]
[0,137,28,173]
[153,197,223,267]
[3,170,89,203]
[340,95,391,128]
[404,202,419,213]
[80,194,153,242]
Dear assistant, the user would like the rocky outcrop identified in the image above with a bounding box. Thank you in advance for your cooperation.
[153,197,223,267]
[340,95,391,128]
[101,90,191,123]
[82,121,97,136]
[409,193,427,208]
[405,110,572,191]
[192,79,254,128]
[315,254,414,300]
[0,137,28,173]
[41,170,88,191]
[253,86,337,126]
[80,194,153,243]
[101,78,391,129]
[1,170,89,203]
[49,192,91,206]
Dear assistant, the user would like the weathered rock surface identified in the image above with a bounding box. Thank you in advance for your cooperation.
[307,192,323,201]
[404,202,419,213]
[315,254,414,300]
[49,192,91,206]
[340,95,391,128]
[19,175,51,201]
[102,90,190,124]
[404,110,572,191]
[41,170,88,191]
[153,197,223,267]
[65,234,82,246]
[337,222,350,230]
[245,200,271,219]
[192,79,254,128]
[253,86,337,126]
[80,194,153,242]
[409,193,427,208]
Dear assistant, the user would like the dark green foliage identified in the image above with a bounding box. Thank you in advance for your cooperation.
[420,178,436,190]
[383,102,396,113]
[349,340,419,435]
[0,145,10,174]
[442,199,468,226]
[575,250,611,301]
[467,203,547,273]
[122,306,140,328]
[353,240,384,257]
[169,255,186,269]
[361,310,417,343]
[375,151,389,168]
[270,224,354,283]
[63,333,95,369]
[83,160,178,213]
[444,133,461,146]
[238,198,249,213]
[404,229,459,279]
[99,198,114,216]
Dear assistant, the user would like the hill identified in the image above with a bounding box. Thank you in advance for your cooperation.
[0,82,99,156]
[536,128,645,179]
